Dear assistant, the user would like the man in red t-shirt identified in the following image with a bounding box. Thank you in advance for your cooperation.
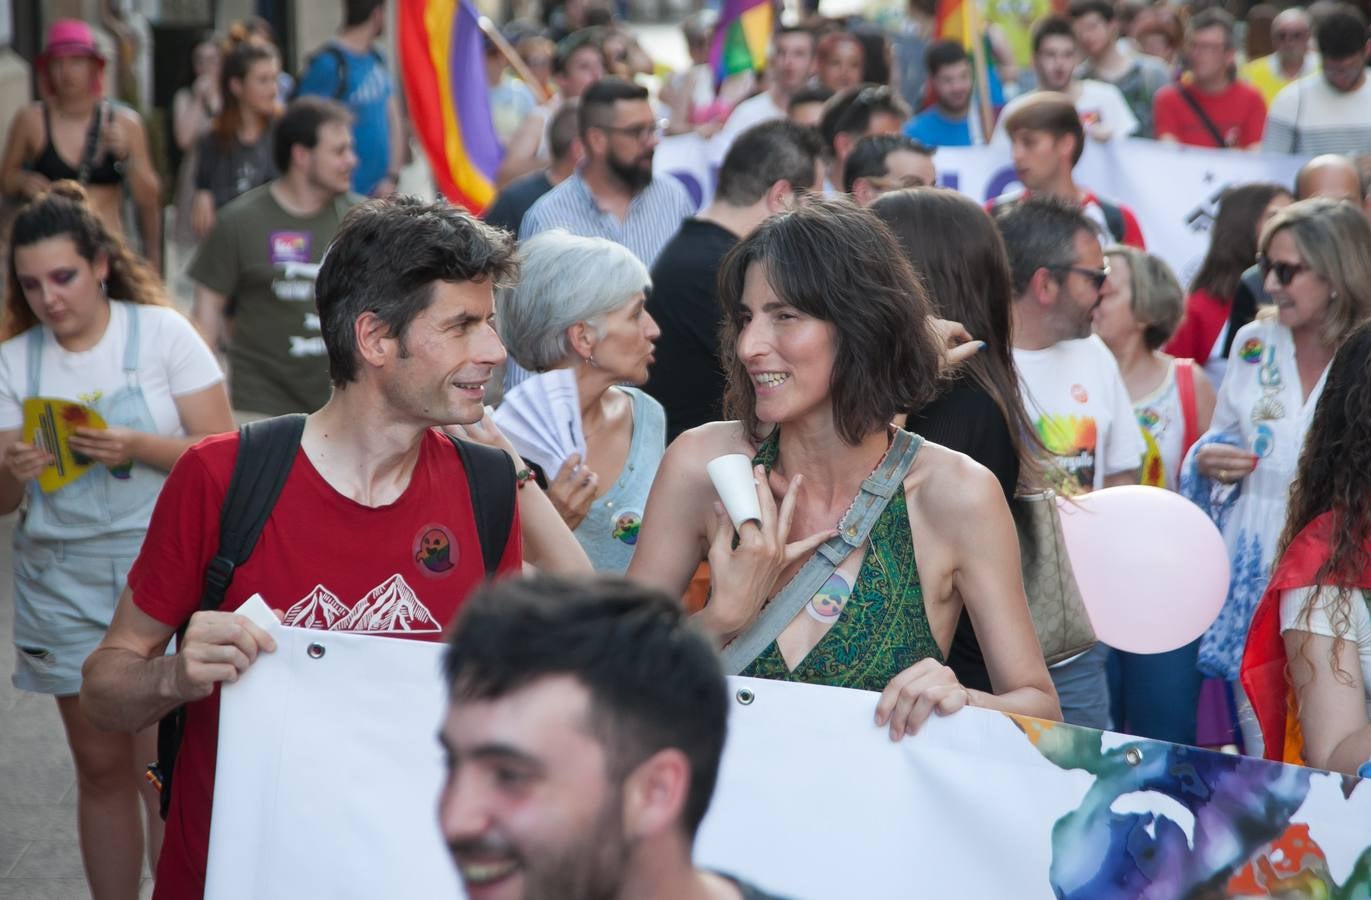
[1153,9,1266,148]
[993,92,1147,248]
[79,198,563,900]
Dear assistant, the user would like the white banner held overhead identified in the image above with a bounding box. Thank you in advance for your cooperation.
[934,139,1305,285]
[654,133,1306,286]
[208,598,1371,899]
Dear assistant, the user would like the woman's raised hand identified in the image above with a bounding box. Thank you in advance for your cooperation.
[701,466,836,642]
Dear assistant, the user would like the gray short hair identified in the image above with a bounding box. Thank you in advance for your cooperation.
[498,230,652,371]
[1105,245,1183,350]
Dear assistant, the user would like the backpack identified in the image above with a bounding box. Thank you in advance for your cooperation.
[990,193,1128,244]
[149,414,516,818]
[291,43,386,102]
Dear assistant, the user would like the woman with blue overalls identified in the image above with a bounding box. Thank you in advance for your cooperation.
[0,182,232,900]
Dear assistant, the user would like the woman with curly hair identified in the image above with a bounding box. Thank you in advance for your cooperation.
[0,182,232,897]
[1241,320,1371,775]
[1182,197,1371,755]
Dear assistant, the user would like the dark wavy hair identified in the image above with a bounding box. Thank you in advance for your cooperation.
[717,195,941,445]
[4,181,168,339]
[1189,182,1289,302]
[871,187,1044,488]
[1277,320,1371,681]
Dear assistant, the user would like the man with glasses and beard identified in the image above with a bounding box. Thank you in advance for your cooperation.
[438,575,789,900]
[1263,3,1371,155]
[994,195,1143,733]
[520,78,694,266]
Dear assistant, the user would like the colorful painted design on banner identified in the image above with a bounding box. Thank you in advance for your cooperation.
[1036,413,1098,494]
[1009,715,1371,898]
[413,525,457,575]
[397,0,501,212]
[1241,338,1265,363]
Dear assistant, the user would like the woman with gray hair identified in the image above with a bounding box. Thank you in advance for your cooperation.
[1181,197,1371,755]
[1092,245,1216,747]
[497,229,664,573]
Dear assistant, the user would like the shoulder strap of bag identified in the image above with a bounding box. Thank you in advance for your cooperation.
[719,430,923,675]
[1176,84,1229,148]
[446,435,517,576]
[1175,357,1200,460]
[1097,198,1126,244]
[200,414,307,612]
[293,44,350,101]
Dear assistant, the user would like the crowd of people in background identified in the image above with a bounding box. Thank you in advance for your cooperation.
[2,0,1371,897]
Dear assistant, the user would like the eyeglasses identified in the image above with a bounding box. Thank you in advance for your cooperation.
[1258,254,1311,285]
[1273,29,1309,41]
[1050,264,1111,291]
[600,119,667,142]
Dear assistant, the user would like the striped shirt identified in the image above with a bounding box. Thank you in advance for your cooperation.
[1262,74,1371,155]
[518,170,695,266]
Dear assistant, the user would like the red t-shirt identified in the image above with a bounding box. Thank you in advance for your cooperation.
[1164,288,1230,364]
[130,427,522,900]
[1152,80,1267,148]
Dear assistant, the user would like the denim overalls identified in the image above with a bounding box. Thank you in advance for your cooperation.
[12,303,167,694]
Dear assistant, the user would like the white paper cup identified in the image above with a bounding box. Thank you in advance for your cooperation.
[706,454,763,531]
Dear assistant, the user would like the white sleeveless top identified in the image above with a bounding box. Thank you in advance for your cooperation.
[1134,358,1189,490]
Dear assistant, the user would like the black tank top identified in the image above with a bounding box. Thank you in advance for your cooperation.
[28,102,124,186]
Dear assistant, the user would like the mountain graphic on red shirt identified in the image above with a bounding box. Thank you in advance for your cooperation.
[282,585,350,629]
[329,574,440,634]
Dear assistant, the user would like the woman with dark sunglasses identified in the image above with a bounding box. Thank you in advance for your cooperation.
[1181,197,1371,756]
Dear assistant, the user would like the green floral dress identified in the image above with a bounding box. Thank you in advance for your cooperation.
[739,431,943,692]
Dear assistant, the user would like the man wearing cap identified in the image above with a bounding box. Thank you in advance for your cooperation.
[0,19,162,270]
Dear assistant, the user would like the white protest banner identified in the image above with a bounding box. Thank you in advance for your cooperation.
[929,139,1304,283]
[208,598,1371,899]
[655,133,1306,285]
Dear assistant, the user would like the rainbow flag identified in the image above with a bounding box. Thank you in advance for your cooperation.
[711,0,773,83]
[398,0,501,213]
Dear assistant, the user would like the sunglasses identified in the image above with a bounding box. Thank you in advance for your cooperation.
[1051,264,1111,291]
[1258,254,1310,286]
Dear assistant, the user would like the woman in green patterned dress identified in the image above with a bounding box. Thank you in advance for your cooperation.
[628,198,1060,738]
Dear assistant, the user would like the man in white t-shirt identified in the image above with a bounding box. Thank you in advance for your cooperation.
[994,194,1144,732]
[992,15,1138,145]
[710,27,816,165]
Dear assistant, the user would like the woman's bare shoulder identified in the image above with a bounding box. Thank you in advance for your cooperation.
[904,438,1006,518]
[667,421,757,462]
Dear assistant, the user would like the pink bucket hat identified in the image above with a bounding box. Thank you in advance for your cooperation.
[37,19,106,67]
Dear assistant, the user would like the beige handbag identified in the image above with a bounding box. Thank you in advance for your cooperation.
[1011,490,1097,666]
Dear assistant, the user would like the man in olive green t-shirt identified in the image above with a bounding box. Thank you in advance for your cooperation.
[190,97,364,418]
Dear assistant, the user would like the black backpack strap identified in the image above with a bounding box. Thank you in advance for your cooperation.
[201,414,308,610]
[1098,199,1126,245]
[154,413,306,820]
[446,435,517,576]
[292,44,350,101]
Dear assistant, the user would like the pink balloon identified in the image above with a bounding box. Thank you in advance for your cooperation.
[1055,486,1230,654]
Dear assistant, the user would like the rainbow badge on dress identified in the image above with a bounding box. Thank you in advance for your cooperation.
[21,397,108,494]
